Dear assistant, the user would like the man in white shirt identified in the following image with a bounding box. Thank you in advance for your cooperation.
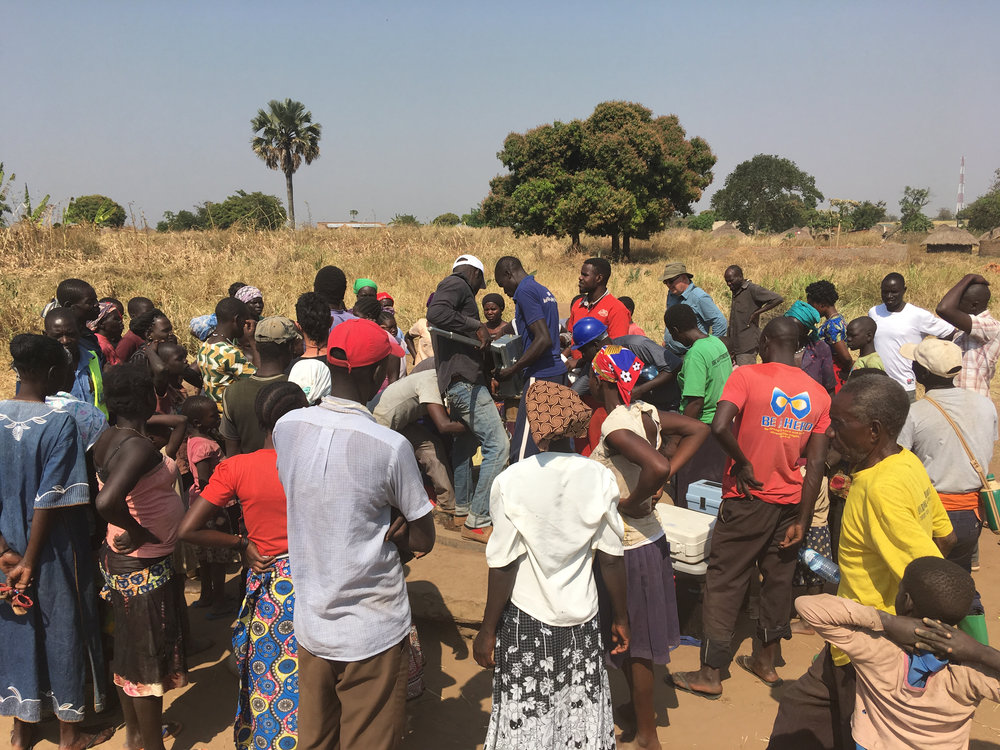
[935,273,1000,397]
[275,318,435,750]
[868,272,954,400]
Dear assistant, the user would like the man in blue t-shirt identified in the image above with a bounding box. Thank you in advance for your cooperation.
[494,256,566,462]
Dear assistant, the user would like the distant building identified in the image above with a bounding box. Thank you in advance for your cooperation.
[922,225,980,255]
[318,221,387,229]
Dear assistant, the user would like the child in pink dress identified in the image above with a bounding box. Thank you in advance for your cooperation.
[181,396,232,618]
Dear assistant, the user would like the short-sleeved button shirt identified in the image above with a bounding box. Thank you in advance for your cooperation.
[954,310,1000,397]
[275,397,433,662]
[727,281,783,355]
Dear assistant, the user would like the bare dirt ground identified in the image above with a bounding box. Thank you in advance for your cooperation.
[8,527,1000,750]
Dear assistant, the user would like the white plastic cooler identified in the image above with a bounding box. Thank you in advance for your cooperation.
[655,503,715,576]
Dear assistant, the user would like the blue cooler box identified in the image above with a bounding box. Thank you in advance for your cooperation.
[686,480,723,517]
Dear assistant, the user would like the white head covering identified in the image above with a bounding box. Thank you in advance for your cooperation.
[452,254,484,274]
[287,359,333,405]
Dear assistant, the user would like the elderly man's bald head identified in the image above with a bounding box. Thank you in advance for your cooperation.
[960,283,991,315]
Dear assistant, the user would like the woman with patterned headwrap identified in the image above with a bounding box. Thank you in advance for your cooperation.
[88,301,124,366]
[234,285,265,321]
[474,380,630,750]
[785,301,835,395]
[588,345,710,749]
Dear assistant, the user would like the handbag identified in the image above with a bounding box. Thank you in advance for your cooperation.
[924,395,1000,534]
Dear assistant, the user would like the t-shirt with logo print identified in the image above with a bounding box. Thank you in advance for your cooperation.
[719,361,832,505]
[512,275,564,379]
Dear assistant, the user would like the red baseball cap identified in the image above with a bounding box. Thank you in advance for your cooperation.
[327,318,404,370]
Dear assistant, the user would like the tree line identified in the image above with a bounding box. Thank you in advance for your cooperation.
[4,96,999,237]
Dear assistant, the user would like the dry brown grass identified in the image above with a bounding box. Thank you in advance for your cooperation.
[0,223,994,394]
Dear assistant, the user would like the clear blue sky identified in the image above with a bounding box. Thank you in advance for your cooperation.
[5,0,999,226]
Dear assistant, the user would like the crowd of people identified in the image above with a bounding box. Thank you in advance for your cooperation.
[2,254,1000,750]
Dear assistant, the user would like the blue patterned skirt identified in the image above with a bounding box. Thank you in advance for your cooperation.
[232,556,298,750]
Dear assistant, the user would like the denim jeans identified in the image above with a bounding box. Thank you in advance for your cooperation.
[446,381,509,529]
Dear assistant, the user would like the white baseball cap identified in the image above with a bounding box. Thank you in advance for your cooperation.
[452,254,485,274]
[452,254,486,290]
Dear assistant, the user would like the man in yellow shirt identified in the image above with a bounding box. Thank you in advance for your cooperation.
[768,371,955,750]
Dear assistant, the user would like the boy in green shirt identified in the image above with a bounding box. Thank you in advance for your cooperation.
[666,303,734,424]
[846,316,885,375]
[665,303,734,503]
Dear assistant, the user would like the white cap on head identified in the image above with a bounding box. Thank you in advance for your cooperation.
[452,254,485,274]
[899,338,963,379]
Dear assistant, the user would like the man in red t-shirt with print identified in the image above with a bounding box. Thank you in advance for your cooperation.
[565,257,629,370]
[672,317,831,700]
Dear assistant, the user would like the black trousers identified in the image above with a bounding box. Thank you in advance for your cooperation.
[767,645,857,750]
[700,496,800,670]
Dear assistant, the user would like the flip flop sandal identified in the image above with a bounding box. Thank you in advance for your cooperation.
[79,726,116,749]
[161,722,183,741]
[735,654,783,687]
[668,671,723,701]
[0,584,33,616]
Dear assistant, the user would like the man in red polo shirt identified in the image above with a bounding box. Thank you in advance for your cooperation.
[565,257,629,372]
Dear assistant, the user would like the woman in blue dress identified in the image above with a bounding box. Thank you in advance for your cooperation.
[0,334,111,750]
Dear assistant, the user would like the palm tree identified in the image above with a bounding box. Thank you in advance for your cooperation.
[250,99,322,228]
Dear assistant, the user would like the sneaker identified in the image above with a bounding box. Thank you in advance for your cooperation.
[461,525,493,544]
[452,514,469,530]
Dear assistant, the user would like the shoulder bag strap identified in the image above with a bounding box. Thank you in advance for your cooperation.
[923,395,991,488]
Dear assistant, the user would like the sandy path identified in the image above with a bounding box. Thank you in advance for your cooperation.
[7,516,1000,750]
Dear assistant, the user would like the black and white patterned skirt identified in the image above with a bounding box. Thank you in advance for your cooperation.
[485,603,615,750]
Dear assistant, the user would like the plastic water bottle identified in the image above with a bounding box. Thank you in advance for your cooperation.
[799,548,841,583]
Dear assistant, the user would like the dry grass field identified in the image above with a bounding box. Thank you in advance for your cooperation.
[0,223,994,395]
[5,224,1000,748]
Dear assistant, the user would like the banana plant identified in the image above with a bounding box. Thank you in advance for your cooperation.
[20,184,50,226]
[0,163,14,227]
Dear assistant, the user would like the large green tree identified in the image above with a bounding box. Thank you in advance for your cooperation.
[899,186,933,233]
[65,194,127,227]
[156,190,286,232]
[482,102,714,258]
[432,212,461,226]
[251,98,321,228]
[710,154,823,234]
[963,169,1000,233]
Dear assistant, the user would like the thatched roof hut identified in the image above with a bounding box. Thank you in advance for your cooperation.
[922,225,980,254]
[712,222,745,238]
[980,228,1000,257]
